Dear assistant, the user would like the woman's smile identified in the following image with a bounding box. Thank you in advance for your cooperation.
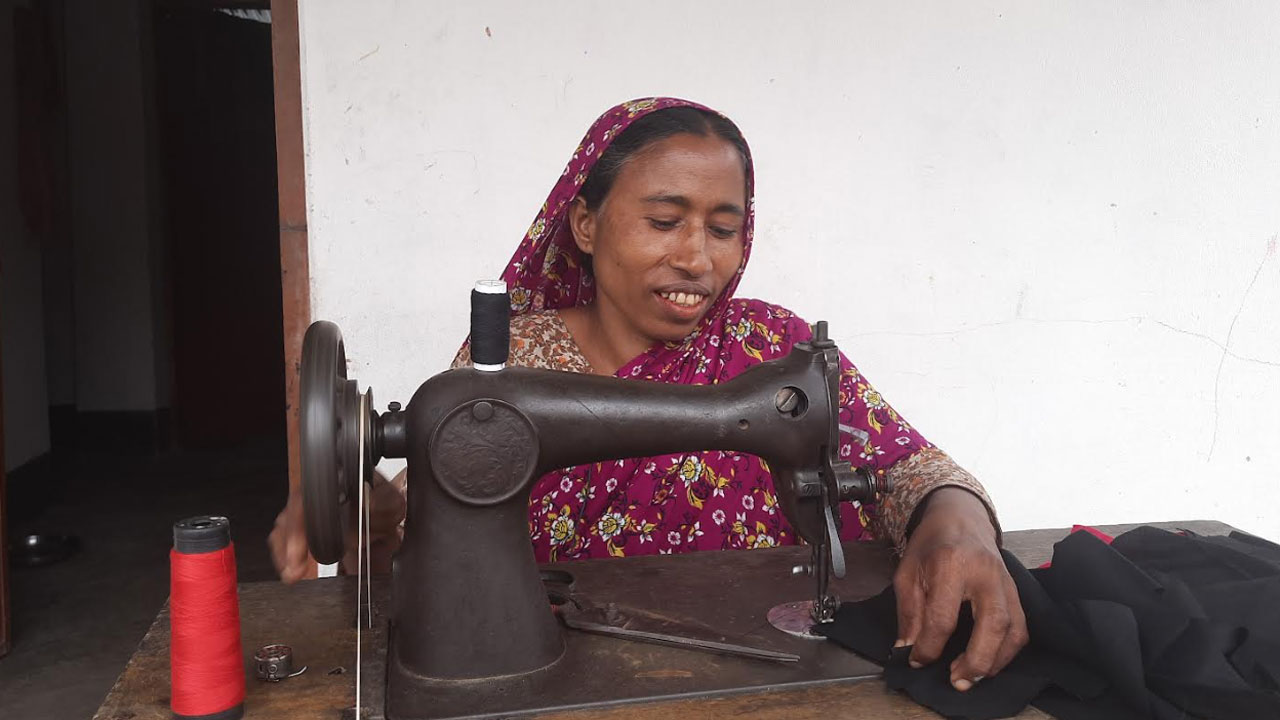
[655,289,709,321]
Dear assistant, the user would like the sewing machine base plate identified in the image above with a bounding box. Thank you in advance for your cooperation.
[360,540,895,719]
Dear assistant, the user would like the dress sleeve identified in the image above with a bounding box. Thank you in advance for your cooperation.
[879,447,1001,554]
[451,311,593,372]
[784,314,1000,553]
[451,342,472,369]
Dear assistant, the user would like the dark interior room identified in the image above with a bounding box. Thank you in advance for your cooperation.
[1,2,290,716]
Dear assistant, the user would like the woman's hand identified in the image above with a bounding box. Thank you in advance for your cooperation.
[268,491,315,583]
[893,487,1027,691]
[340,472,406,575]
[268,471,407,584]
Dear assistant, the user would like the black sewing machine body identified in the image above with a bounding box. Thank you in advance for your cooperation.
[300,310,886,719]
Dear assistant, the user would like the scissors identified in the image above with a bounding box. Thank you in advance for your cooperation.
[540,569,799,664]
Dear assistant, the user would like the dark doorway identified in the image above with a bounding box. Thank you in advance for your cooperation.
[153,8,285,448]
[2,4,291,711]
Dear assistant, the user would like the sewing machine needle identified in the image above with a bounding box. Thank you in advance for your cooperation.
[561,615,800,663]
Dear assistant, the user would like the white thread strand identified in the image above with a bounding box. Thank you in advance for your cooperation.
[364,425,372,630]
[355,391,367,720]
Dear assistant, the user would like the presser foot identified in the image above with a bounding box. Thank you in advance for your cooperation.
[812,592,840,624]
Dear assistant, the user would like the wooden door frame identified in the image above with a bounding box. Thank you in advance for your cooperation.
[270,0,309,501]
[1,291,10,657]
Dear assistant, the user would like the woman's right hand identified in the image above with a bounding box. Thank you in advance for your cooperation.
[269,490,317,584]
[268,471,407,584]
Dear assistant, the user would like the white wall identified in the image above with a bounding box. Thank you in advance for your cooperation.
[0,0,51,471]
[298,1,1280,540]
[64,0,162,412]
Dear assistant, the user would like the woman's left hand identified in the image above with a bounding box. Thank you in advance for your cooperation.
[892,487,1027,691]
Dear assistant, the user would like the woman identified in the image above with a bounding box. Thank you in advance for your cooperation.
[271,98,1026,692]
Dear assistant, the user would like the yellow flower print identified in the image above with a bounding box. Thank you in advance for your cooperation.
[859,384,886,410]
[674,456,724,510]
[741,322,783,363]
[622,98,658,117]
[546,505,576,546]
[635,518,657,545]
[594,512,625,542]
[887,407,913,433]
[509,286,530,313]
[748,521,778,549]
[678,456,704,486]
[710,472,731,499]
[728,317,753,341]
[526,217,546,241]
[858,383,886,433]
[536,493,555,513]
[686,521,705,543]
[760,324,783,347]
[857,504,872,532]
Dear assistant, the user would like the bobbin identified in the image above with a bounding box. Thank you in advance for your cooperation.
[254,644,307,682]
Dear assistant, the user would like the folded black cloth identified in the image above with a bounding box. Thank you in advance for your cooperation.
[815,527,1280,720]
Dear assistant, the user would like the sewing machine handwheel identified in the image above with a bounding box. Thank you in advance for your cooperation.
[299,321,373,565]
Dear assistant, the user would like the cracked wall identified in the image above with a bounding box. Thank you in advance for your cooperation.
[297,2,1280,539]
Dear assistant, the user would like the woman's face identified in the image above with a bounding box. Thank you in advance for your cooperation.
[570,133,747,344]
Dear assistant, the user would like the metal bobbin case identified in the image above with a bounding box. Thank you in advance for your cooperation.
[254,644,306,682]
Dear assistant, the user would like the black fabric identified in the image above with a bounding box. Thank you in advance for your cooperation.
[815,527,1280,719]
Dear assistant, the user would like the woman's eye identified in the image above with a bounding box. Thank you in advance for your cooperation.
[709,226,738,240]
[648,218,679,231]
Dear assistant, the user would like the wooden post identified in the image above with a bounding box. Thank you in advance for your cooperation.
[1,275,10,658]
[270,0,309,504]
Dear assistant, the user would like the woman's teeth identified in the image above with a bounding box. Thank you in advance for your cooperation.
[659,291,706,308]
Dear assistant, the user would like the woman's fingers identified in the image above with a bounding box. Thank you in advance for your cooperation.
[988,576,1029,675]
[949,579,1012,687]
[893,560,926,648]
[269,500,315,584]
[907,547,964,668]
[948,565,1028,690]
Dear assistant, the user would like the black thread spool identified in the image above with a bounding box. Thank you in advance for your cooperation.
[470,280,510,371]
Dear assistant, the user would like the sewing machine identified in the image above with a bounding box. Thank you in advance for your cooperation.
[298,284,889,719]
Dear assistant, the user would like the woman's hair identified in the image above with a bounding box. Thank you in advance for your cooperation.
[577,106,750,211]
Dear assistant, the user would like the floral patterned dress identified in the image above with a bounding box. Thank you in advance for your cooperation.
[453,306,996,562]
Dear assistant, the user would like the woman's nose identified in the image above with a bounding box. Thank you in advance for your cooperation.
[669,225,714,277]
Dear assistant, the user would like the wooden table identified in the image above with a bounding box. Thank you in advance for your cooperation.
[93,521,1231,720]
